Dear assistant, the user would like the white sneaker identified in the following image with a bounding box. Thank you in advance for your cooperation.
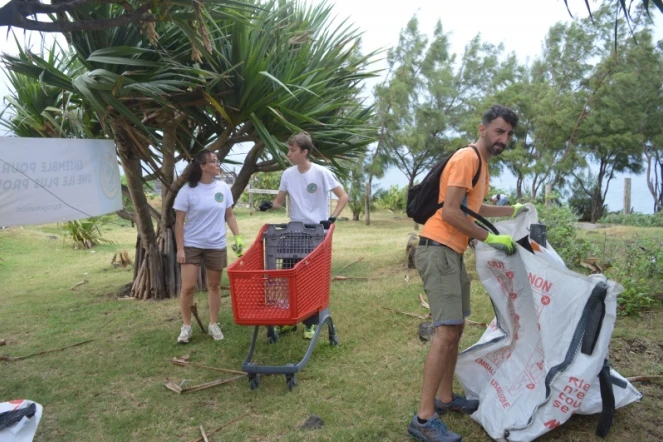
[208,323,224,341]
[177,325,192,343]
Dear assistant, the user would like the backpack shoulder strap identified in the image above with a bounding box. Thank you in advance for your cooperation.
[468,144,482,188]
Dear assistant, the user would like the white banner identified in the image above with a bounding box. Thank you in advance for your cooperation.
[0,138,122,227]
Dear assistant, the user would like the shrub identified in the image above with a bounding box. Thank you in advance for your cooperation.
[240,171,283,205]
[60,217,115,249]
[374,185,407,211]
[535,204,596,266]
[600,211,663,227]
[617,278,655,316]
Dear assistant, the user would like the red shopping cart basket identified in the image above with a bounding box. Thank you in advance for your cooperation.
[227,221,339,391]
[228,222,332,325]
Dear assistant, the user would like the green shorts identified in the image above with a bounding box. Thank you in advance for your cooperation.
[415,242,471,326]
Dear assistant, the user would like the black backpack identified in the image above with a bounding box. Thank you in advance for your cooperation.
[406,145,496,233]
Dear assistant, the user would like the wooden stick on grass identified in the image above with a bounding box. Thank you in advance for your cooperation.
[333,275,383,281]
[381,307,487,328]
[200,425,209,442]
[169,357,247,375]
[187,414,249,442]
[334,256,364,276]
[381,307,429,320]
[0,339,94,362]
[626,375,663,382]
[164,375,246,394]
[190,303,207,333]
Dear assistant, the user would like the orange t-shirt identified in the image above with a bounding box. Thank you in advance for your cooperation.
[419,145,490,254]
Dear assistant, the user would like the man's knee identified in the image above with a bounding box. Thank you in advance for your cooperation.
[433,324,463,345]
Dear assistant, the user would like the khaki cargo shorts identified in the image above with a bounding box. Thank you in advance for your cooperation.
[183,247,227,271]
[415,242,471,326]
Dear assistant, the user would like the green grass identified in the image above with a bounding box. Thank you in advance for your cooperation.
[1,211,662,441]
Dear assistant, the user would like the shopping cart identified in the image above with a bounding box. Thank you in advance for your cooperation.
[227,221,339,390]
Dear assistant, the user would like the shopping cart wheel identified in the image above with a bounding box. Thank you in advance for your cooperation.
[329,333,339,346]
[286,375,297,391]
[249,374,260,390]
[266,326,279,344]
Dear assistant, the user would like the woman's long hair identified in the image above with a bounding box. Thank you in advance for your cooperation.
[185,150,213,188]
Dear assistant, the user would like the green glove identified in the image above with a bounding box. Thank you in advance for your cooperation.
[232,234,244,257]
[512,203,528,218]
[484,232,516,255]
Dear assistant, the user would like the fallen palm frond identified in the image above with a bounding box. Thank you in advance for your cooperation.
[111,250,132,268]
[164,375,245,393]
[0,339,94,361]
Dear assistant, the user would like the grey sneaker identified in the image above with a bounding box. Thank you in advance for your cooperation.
[208,323,224,341]
[408,414,462,442]
[177,325,192,344]
[435,394,479,414]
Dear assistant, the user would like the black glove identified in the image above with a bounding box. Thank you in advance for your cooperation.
[259,201,273,212]
[319,216,336,229]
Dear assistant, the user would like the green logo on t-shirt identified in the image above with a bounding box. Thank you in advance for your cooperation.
[214,192,224,203]
[307,183,318,194]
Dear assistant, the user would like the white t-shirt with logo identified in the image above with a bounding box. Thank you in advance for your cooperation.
[279,163,340,225]
[173,180,234,249]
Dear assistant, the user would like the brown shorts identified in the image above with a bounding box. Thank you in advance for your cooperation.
[183,247,227,271]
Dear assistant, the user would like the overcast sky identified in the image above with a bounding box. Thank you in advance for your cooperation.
[1,0,661,211]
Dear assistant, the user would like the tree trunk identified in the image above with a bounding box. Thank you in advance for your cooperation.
[365,177,372,226]
[644,145,663,213]
[113,121,170,300]
[231,142,263,203]
[590,190,604,224]
[516,174,523,199]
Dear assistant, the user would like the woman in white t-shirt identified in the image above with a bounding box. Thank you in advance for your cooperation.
[173,150,243,344]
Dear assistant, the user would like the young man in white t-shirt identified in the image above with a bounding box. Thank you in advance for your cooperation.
[259,132,349,339]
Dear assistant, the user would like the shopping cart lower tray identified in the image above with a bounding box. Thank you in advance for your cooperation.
[227,221,339,390]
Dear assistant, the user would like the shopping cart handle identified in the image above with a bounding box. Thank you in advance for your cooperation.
[271,223,319,229]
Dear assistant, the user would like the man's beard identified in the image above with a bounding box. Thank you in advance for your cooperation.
[487,143,506,156]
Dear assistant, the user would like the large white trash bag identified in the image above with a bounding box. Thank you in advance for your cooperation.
[455,204,641,441]
[0,399,43,442]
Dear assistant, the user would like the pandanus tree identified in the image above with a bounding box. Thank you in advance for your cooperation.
[2,0,377,300]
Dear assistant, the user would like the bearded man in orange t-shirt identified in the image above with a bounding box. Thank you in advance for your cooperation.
[408,105,527,442]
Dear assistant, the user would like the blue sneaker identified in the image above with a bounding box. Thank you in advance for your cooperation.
[408,414,462,442]
[434,394,479,414]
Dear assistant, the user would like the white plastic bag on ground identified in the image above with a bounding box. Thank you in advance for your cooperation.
[456,204,641,441]
[0,399,43,442]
